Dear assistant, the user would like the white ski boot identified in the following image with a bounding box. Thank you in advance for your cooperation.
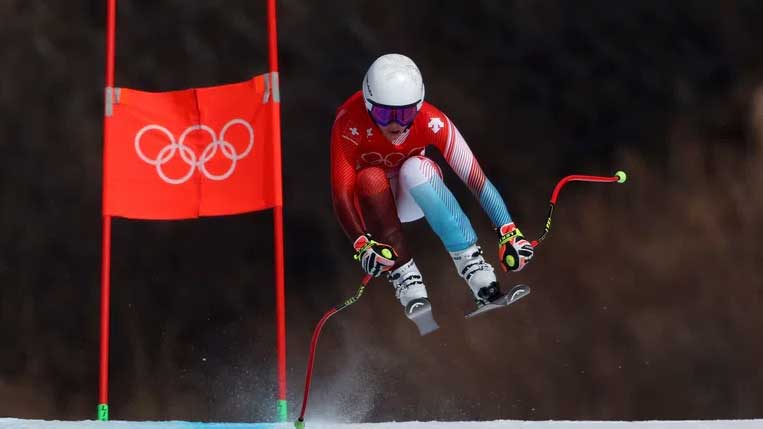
[388,259,439,335]
[450,244,502,305]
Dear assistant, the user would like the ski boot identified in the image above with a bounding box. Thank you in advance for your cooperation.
[450,244,532,318]
[450,244,502,305]
[388,259,439,335]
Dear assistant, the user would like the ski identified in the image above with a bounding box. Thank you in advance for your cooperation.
[406,298,440,336]
[464,284,531,319]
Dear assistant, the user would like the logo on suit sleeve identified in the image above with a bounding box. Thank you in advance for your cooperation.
[428,117,444,134]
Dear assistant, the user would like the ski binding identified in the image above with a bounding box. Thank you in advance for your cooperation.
[465,284,531,319]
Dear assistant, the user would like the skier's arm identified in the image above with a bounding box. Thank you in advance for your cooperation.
[432,117,535,272]
[330,121,365,241]
[330,122,398,276]
[433,118,513,229]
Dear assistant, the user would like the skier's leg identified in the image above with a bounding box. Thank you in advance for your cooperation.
[398,156,475,251]
[398,156,500,303]
[356,167,429,307]
[357,166,437,334]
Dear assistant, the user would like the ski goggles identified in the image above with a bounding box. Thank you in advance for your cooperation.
[367,101,420,127]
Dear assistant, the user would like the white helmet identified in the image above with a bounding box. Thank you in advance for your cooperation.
[362,54,425,111]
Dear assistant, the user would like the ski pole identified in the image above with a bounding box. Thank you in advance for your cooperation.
[530,170,627,248]
[295,273,373,429]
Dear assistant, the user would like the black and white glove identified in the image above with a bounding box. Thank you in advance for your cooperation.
[353,234,398,277]
[498,223,534,272]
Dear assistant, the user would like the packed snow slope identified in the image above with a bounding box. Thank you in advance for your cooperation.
[1,419,763,429]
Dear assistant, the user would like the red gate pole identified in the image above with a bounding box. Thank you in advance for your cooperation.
[98,0,117,421]
[267,0,288,422]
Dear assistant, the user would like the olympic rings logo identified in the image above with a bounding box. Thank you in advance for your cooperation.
[134,119,254,185]
[361,147,425,167]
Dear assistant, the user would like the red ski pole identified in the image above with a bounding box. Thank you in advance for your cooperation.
[462,171,628,318]
[530,170,627,248]
[295,274,373,429]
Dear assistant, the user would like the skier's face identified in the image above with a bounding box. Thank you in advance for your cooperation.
[378,121,405,142]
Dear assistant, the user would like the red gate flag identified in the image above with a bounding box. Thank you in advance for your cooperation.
[104,74,280,219]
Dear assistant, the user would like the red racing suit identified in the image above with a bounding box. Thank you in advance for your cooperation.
[330,91,512,246]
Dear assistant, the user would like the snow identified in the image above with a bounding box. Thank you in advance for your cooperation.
[1,419,763,429]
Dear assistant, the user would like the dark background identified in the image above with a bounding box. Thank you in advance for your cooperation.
[2,0,763,423]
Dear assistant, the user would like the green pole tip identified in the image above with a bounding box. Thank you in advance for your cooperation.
[277,399,288,422]
[97,404,109,421]
[295,418,305,429]
[615,170,627,183]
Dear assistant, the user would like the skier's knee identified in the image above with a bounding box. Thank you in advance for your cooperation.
[399,156,442,190]
[356,167,389,196]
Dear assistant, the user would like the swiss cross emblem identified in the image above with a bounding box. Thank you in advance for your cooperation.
[428,117,444,133]
[349,127,359,136]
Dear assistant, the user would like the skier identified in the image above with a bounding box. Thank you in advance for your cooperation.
[330,53,534,334]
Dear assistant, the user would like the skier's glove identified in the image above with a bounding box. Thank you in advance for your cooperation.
[353,234,398,277]
[498,222,534,272]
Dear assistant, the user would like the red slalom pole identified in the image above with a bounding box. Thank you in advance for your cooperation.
[98,0,117,421]
[530,171,627,247]
[266,0,288,422]
[295,274,373,429]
